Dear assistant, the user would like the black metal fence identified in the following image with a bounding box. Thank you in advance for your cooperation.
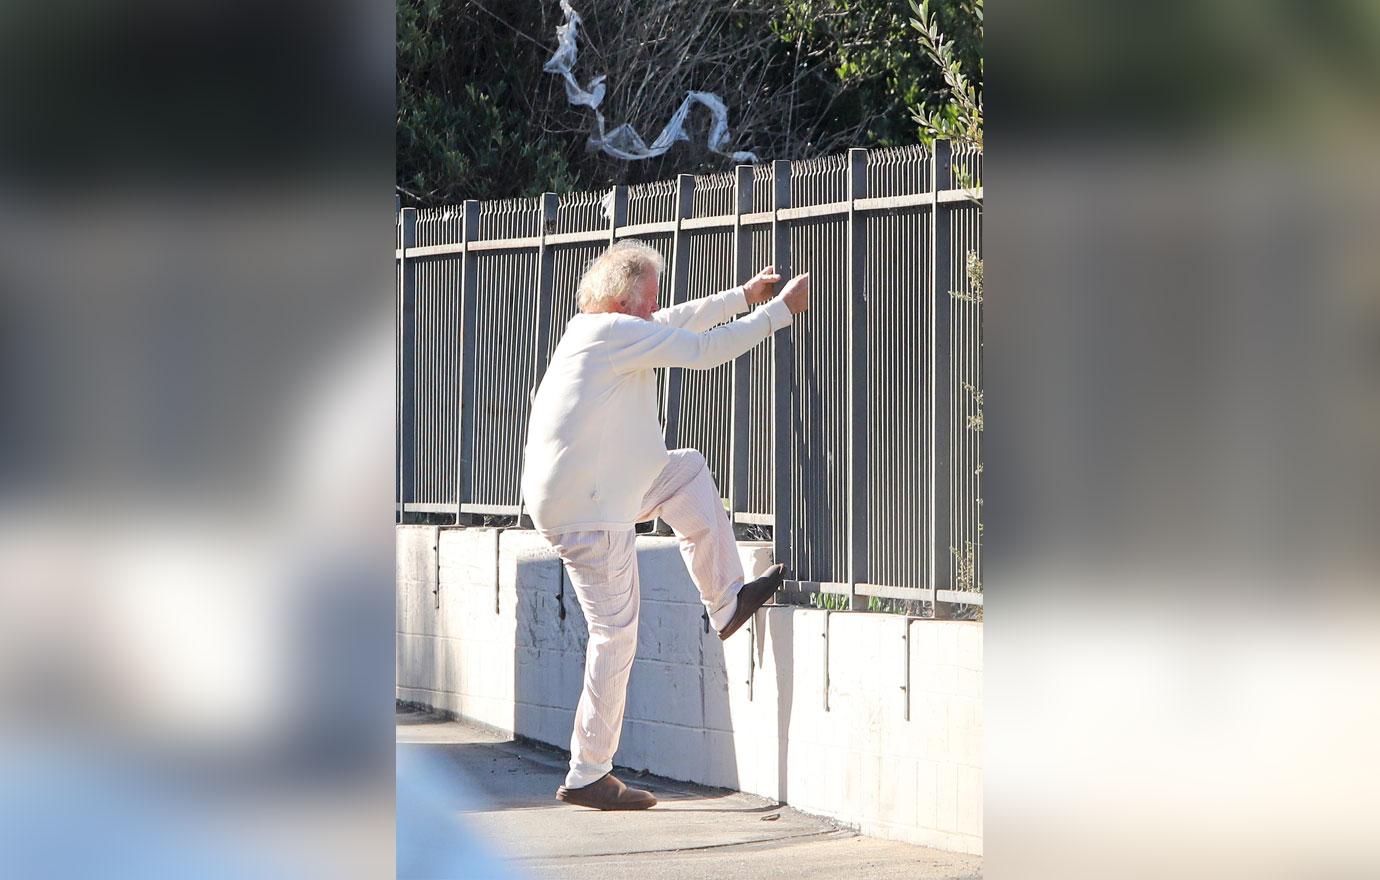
[396,142,982,611]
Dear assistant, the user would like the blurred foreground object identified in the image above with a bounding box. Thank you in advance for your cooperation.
[0,0,396,877]
[987,0,1380,877]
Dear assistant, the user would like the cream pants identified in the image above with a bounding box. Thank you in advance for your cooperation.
[540,449,743,789]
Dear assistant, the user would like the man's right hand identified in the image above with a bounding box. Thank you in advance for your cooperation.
[779,272,810,315]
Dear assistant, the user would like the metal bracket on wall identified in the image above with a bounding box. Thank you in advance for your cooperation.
[432,525,441,611]
[493,527,502,615]
[901,619,911,720]
[557,559,566,621]
[747,613,756,700]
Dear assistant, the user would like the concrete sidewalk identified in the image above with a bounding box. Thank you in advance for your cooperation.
[397,709,981,880]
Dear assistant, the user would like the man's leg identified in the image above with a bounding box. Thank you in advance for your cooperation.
[541,529,641,791]
[637,449,745,632]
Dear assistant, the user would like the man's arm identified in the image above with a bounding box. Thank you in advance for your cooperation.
[651,286,748,333]
[650,265,782,333]
[612,273,809,373]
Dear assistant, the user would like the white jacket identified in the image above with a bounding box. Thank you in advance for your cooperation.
[521,286,793,532]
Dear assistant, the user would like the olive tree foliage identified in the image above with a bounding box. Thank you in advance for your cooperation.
[397,0,981,206]
[910,0,982,148]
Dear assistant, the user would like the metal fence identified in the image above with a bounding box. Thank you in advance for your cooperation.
[396,142,982,612]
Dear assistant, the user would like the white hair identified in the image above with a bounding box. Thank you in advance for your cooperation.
[576,239,663,314]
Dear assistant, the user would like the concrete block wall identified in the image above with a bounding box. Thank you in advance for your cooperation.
[396,525,983,855]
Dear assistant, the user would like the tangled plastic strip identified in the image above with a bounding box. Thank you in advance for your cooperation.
[543,0,758,165]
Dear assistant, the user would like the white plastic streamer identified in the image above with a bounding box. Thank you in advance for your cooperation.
[543,0,758,164]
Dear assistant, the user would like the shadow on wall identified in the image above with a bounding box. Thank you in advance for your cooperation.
[760,609,794,804]
[510,537,792,793]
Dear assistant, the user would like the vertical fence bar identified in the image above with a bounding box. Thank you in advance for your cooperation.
[662,174,695,449]
[928,141,953,616]
[729,164,754,519]
[771,160,793,574]
[454,200,480,515]
[533,193,560,382]
[398,207,418,522]
[846,148,868,608]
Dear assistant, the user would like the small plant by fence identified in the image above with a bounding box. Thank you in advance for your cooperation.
[396,142,982,615]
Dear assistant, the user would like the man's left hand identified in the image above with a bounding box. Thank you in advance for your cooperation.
[743,265,782,306]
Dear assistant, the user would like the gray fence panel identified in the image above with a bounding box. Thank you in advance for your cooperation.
[785,213,851,585]
[947,142,983,596]
[863,205,931,592]
[626,178,679,227]
[742,223,775,519]
[468,249,539,509]
[785,154,850,586]
[410,244,461,506]
[464,198,542,511]
[674,225,736,493]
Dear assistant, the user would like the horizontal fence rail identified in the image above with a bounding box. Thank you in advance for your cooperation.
[396,143,983,613]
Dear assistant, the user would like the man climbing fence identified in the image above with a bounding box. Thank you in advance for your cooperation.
[521,239,810,810]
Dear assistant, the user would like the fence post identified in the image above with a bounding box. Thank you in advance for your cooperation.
[846,148,869,609]
[929,141,953,617]
[608,184,628,245]
[771,160,793,576]
[398,207,417,523]
[662,174,696,450]
[394,203,400,523]
[454,200,481,518]
[729,165,754,520]
[533,193,560,383]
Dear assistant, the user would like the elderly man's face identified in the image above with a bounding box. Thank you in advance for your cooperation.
[629,272,659,320]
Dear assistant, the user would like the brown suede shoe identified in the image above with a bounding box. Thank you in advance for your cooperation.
[555,773,657,810]
[717,563,786,641]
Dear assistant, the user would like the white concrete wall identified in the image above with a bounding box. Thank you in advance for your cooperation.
[396,525,982,855]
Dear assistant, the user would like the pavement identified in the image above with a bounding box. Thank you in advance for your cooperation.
[396,709,982,880]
